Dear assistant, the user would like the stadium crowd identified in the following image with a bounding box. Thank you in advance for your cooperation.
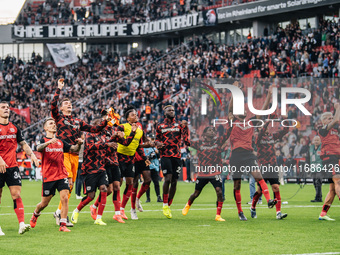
[16,0,260,26]
[1,17,340,161]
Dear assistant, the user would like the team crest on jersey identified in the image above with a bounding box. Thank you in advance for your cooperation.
[10,128,15,132]
[58,141,61,146]
[95,137,99,141]
[44,190,50,195]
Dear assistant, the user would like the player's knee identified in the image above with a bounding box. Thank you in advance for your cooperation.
[272,185,279,193]
[100,185,108,193]
[88,192,95,200]
[113,183,120,191]
[193,190,200,197]
[11,193,21,200]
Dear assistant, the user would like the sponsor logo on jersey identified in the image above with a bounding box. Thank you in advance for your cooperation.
[64,120,80,129]
[161,128,180,133]
[58,141,61,146]
[46,147,63,152]
[0,134,16,139]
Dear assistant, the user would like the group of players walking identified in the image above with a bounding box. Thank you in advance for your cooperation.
[0,80,340,235]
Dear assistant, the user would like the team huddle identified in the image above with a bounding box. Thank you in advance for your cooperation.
[0,79,340,234]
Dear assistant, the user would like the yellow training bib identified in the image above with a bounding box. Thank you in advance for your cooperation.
[117,123,143,156]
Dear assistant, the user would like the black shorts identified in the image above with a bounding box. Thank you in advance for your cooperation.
[119,162,135,178]
[263,177,280,186]
[0,167,22,188]
[161,157,182,180]
[323,155,340,180]
[83,171,109,194]
[134,160,150,176]
[42,178,69,197]
[230,150,258,180]
[195,175,222,192]
[106,164,121,183]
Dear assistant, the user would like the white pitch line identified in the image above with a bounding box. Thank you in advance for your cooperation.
[282,253,340,255]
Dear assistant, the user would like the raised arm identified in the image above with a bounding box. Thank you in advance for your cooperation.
[37,138,58,152]
[80,118,108,133]
[51,79,64,119]
[326,103,340,131]
[20,141,38,167]
[181,120,190,146]
[85,133,107,151]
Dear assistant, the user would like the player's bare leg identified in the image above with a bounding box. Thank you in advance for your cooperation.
[272,184,287,219]
[233,179,246,220]
[55,177,73,226]
[332,176,340,199]
[112,181,124,223]
[9,186,30,234]
[215,187,225,221]
[93,184,108,225]
[252,171,277,208]
[162,174,172,218]
[136,171,151,212]
[30,195,53,228]
[59,189,70,231]
[319,183,336,221]
[120,176,133,220]
[168,177,178,206]
[130,176,140,220]
[0,188,5,236]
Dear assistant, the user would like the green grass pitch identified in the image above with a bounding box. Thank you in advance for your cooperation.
[1,180,340,254]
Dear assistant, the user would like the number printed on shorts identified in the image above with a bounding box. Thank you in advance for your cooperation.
[64,178,69,184]
[13,171,21,179]
[176,166,181,174]
[105,174,109,182]
[215,175,222,182]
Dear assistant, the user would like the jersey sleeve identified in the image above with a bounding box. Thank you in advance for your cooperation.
[51,88,61,120]
[110,130,136,146]
[62,140,72,153]
[156,124,161,143]
[14,124,24,143]
[181,124,190,146]
[80,119,107,133]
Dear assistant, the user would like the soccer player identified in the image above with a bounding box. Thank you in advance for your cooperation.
[250,119,289,220]
[318,103,340,221]
[0,101,38,235]
[130,123,153,220]
[309,135,323,202]
[156,104,189,219]
[30,118,82,232]
[70,116,117,225]
[51,79,108,225]
[90,119,137,223]
[182,126,232,221]
[116,105,151,220]
[228,83,277,221]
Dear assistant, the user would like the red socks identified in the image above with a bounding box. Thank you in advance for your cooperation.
[274,191,281,213]
[131,188,137,210]
[77,196,93,211]
[252,191,261,209]
[13,198,25,223]
[188,199,193,206]
[163,194,169,204]
[320,204,330,216]
[216,201,223,216]
[97,192,107,216]
[113,189,121,212]
[233,190,242,213]
[94,195,99,208]
[137,183,150,199]
[121,184,132,209]
[258,179,271,202]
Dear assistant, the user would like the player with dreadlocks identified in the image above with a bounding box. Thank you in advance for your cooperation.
[156,104,189,219]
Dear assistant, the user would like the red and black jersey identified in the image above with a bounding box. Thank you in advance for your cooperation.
[191,132,231,176]
[134,123,147,162]
[0,122,24,168]
[230,124,254,152]
[319,125,340,157]
[81,132,107,175]
[51,88,107,146]
[40,137,71,182]
[102,126,135,166]
[156,118,189,158]
[256,123,289,165]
